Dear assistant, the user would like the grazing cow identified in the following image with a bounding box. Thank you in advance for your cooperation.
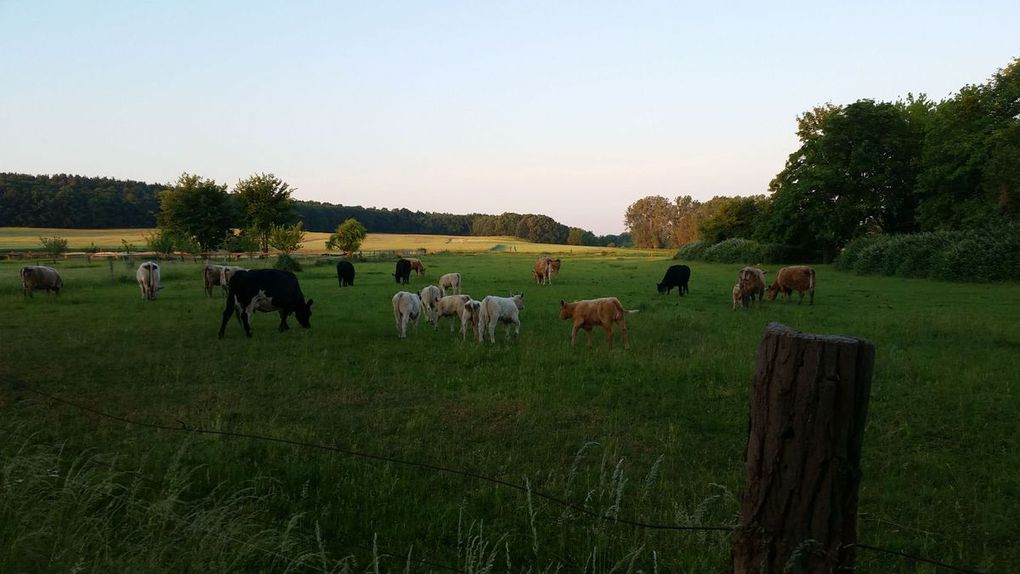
[766,265,816,305]
[221,266,247,289]
[203,264,227,296]
[461,299,483,342]
[438,272,461,296]
[20,266,62,297]
[549,258,562,279]
[218,269,313,338]
[392,291,422,339]
[559,297,639,350]
[419,284,443,324]
[405,258,426,276]
[656,264,691,296]
[478,293,525,343]
[136,261,161,301]
[532,256,552,285]
[394,259,412,284]
[737,266,767,307]
[336,261,356,287]
[433,294,482,340]
[732,283,744,310]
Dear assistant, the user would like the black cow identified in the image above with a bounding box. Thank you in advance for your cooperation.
[337,260,355,287]
[657,264,691,296]
[218,269,313,338]
[393,259,411,284]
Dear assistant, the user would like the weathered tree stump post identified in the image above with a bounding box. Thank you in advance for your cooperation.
[732,322,875,573]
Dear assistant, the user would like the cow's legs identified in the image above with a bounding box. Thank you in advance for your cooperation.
[278,310,290,331]
[617,319,630,350]
[602,321,614,350]
[487,319,496,343]
[239,309,254,337]
[584,328,593,348]
[218,298,236,339]
[810,289,814,305]
[570,323,581,346]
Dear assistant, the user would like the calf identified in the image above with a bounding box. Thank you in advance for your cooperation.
[336,260,355,287]
[405,258,426,276]
[478,293,525,343]
[732,283,744,310]
[461,299,483,342]
[218,269,313,338]
[559,297,639,350]
[136,261,161,301]
[392,291,422,339]
[419,284,443,324]
[766,265,816,305]
[433,294,482,340]
[221,266,247,289]
[657,264,690,296]
[203,264,227,296]
[394,259,412,284]
[438,272,461,296]
[20,265,62,297]
[532,257,552,285]
[737,266,767,307]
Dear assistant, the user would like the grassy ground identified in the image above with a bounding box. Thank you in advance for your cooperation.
[0,227,645,256]
[1,253,1017,572]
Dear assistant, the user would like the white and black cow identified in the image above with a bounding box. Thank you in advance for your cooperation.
[218,269,313,338]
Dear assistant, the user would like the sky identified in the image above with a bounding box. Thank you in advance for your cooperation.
[1,2,1017,234]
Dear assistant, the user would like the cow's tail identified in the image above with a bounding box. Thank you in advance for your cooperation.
[148,263,155,299]
[626,309,640,314]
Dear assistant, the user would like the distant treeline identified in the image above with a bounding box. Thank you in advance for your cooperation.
[0,173,629,247]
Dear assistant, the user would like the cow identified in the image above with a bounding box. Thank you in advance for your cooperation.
[558,297,639,350]
[405,258,426,276]
[737,266,767,307]
[203,264,227,296]
[656,264,691,297]
[218,269,313,338]
[438,272,461,296]
[419,284,443,324]
[221,266,247,289]
[433,294,482,340]
[532,256,552,285]
[136,261,161,301]
[336,261,356,287]
[732,283,744,310]
[392,291,422,339]
[478,293,525,343]
[20,266,62,297]
[394,259,412,284]
[766,265,816,305]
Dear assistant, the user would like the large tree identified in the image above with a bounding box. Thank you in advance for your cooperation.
[624,195,674,248]
[157,173,234,251]
[233,173,296,253]
[326,218,368,256]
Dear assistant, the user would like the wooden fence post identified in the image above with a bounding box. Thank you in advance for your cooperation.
[732,322,875,573]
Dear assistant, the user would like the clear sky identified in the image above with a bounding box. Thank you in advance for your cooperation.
[2,1,1017,234]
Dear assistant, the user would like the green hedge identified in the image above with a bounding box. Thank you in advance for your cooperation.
[835,225,1020,281]
[674,238,803,264]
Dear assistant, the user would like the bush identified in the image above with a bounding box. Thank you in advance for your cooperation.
[273,254,302,272]
[674,241,709,260]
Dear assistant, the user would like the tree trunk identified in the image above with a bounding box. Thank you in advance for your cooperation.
[732,322,875,574]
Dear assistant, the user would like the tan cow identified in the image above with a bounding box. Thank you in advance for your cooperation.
[20,266,62,297]
[405,258,426,276]
[766,265,816,305]
[532,256,552,285]
[220,266,247,289]
[203,264,227,296]
[736,266,767,307]
[419,284,443,324]
[558,297,638,350]
[136,261,161,301]
[433,294,482,341]
[438,272,461,296]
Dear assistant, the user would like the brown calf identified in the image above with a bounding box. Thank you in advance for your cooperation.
[736,266,767,307]
[405,258,426,276]
[559,297,639,350]
[766,265,816,305]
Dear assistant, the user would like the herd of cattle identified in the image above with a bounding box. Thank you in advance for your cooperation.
[18,256,817,348]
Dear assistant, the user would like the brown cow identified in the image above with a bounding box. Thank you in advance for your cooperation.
[21,266,63,297]
[405,258,426,276]
[766,265,816,305]
[736,266,766,307]
[559,297,639,350]
[533,256,552,285]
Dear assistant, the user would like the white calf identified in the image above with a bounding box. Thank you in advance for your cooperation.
[438,272,461,296]
[392,291,422,339]
[462,299,482,342]
[419,285,443,325]
[478,293,525,343]
[136,261,161,300]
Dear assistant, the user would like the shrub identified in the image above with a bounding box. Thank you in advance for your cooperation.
[674,241,709,260]
[272,253,302,272]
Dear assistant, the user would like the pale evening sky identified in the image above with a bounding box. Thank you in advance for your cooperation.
[1,1,1017,234]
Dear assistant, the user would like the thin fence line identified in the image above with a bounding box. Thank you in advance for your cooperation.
[8,390,995,573]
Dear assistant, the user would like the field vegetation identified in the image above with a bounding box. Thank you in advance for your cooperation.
[1,252,1017,571]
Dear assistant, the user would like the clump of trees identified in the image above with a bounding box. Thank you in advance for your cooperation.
[326,218,367,256]
[626,56,1020,267]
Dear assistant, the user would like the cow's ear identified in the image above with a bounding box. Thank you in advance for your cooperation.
[560,300,565,307]
[306,299,314,308]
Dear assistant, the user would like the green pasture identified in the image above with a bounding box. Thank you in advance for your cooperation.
[1,253,1017,572]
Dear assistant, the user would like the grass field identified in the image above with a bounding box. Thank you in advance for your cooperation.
[0,227,647,256]
[1,253,1018,572]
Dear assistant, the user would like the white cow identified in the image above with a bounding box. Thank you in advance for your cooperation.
[20,266,63,297]
[392,291,422,339]
[203,264,226,297]
[136,261,161,300]
[419,285,443,325]
[461,299,483,342]
[478,293,524,343]
[438,272,462,296]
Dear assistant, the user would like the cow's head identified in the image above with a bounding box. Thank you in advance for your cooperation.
[656,282,666,294]
[765,285,779,301]
[558,300,574,319]
[296,299,314,328]
[512,293,524,310]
